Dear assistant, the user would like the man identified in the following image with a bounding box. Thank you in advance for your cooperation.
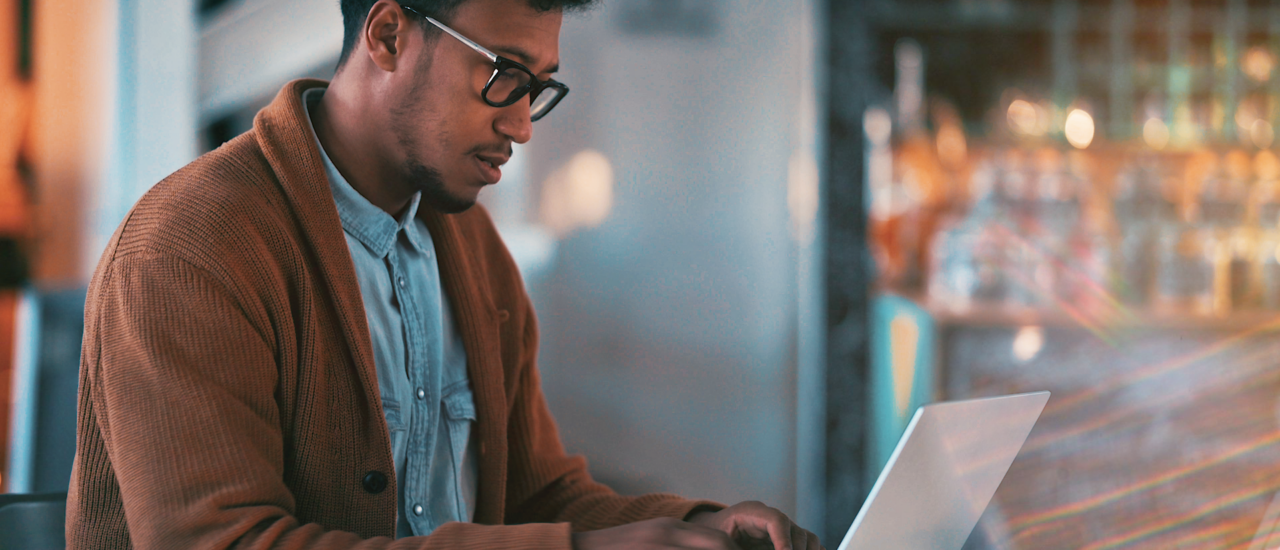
[67,0,823,548]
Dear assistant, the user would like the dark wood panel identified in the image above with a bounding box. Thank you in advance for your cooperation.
[824,0,876,545]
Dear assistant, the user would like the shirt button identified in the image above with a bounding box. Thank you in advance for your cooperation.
[416,388,426,400]
[413,504,424,516]
[397,276,406,289]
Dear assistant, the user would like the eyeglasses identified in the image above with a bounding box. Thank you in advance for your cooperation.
[399,4,569,122]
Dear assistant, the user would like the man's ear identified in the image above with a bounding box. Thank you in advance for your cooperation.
[362,0,412,72]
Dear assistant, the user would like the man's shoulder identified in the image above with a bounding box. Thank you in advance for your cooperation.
[104,130,295,271]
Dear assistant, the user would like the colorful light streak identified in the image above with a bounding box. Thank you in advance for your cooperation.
[1074,482,1280,550]
[1041,314,1280,419]
[1019,344,1280,454]
[1007,430,1280,535]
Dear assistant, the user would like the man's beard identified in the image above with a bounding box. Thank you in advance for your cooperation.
[388,66,476,215]
[405,157,474,214]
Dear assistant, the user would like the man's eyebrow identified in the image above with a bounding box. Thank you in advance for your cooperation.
[494,44,559,74]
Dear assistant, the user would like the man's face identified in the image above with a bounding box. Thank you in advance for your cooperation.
[388,0,563,213]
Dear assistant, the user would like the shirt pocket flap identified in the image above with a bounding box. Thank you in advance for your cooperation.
[381,399,406,431]
[442,382,477,421]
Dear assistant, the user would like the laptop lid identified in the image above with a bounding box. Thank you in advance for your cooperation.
[837,391,1050,550]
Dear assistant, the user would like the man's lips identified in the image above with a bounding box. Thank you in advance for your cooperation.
[475,152,510,169]
[467,143,512,185]
[474,154,505,184]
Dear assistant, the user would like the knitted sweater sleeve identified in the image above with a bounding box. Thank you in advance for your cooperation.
[499,293,726,531]
[83,252,625,550]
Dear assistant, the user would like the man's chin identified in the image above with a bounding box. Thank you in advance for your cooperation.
[404,160,480,214]
[420,186,477,214]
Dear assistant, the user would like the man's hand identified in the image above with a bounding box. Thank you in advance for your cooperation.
[571,517,742,549]
[688,501,824,550]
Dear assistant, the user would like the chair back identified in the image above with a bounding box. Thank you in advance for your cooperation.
[0,492,67,550]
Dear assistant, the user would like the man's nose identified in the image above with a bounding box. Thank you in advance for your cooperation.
[495,98,534,144]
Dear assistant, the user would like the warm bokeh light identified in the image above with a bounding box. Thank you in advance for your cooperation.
[1244,45,1275,83]
[1064,109,1095,149]
[1172,103,1198,145]
[1012,325,1044,363]
[1143,117,1170,150]
[1257,151,1280,180]
[787,152,819,242]
[1252,119,1275,149]
[1007,99,1045,137]
[1226,149,1253,181]
[936,122,968,169]
[1236,101,1262,136]
[539,149,615,237]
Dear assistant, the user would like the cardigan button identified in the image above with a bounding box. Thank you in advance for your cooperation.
[362,471,387,494]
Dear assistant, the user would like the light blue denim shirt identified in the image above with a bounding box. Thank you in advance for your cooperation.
[304,89,478,538]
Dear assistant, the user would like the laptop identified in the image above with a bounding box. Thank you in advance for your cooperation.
[837,391,1051,550]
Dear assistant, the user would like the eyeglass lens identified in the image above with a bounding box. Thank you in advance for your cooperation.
[485,67,532,105]
[485,67,564,119]
[529,87,562,118]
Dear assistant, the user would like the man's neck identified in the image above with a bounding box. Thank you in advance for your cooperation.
[310,84,416,217]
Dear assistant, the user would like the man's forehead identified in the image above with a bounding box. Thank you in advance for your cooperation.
[490,43,560,74]
[449,0,563,74]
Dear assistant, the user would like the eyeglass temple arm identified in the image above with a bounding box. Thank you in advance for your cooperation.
[421,15,500,63]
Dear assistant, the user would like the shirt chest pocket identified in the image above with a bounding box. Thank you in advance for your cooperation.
[442,381,476,464]
[381,399,410,477]
[441,380,477,517]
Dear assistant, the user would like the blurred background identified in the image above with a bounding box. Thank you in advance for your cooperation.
[7,0,1280,548]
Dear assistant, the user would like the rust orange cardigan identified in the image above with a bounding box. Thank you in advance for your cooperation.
[67,79,720,549]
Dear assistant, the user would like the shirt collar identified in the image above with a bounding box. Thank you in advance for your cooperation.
[303,87,427,258]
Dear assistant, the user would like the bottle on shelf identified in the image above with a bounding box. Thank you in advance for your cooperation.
[1113,158,1172,307]
[1249,152,1280,310]
[1053,205,1116,323]
[1001,149,1071,310]
[1151,199,1225,316]
[927,157,1013,309]
[1257,229,1280,309]
[1224,225,1260,311]
[1197,151,1250,228]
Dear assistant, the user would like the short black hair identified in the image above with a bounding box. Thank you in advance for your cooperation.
[338,0,596,67]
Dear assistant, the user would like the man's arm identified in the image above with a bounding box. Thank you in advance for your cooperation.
[81,252,581,550]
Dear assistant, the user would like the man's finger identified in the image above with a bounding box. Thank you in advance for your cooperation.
[796,525,822,550]
[807,530,823,550]
[673,519,744,550]
[789,523,809,550]
[765,515,792,550]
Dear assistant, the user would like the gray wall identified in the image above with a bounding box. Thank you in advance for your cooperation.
[523,0,824,521]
